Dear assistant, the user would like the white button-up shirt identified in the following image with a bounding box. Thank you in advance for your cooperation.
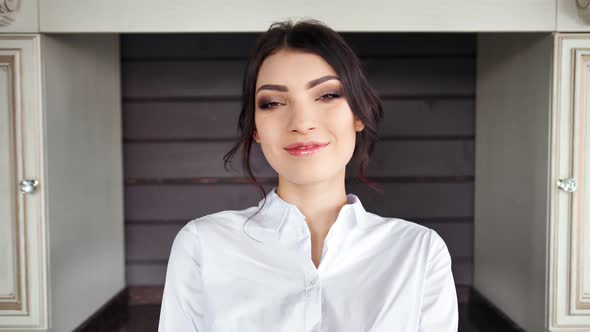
[158,186,458,332]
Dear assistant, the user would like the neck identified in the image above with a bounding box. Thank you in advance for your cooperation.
[276,170,349,233]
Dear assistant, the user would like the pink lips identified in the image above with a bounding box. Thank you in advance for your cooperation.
[284,141,329,157]
[285,140,329,150]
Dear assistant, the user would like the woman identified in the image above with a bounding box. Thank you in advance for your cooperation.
[158,18,458,332]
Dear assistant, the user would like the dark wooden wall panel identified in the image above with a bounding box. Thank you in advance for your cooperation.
[124,140,473,178]
[121,32,476,286]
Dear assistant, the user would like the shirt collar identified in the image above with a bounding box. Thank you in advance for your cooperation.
[251,186,370,235]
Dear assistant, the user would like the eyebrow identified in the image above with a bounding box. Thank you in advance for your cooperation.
[255,75,340,95]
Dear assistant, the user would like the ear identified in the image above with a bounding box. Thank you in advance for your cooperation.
[354,117,365,132]
[253,129,260,143]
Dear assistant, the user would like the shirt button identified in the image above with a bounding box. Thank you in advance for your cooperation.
[309,278,317,286]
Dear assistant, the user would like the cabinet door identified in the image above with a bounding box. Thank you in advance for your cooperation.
[550,33,590,330]
[0,35,47,330]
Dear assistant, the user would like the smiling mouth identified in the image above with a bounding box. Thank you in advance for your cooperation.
[285,143,329,157]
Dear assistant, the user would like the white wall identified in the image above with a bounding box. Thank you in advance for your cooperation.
[475,33,554,332]
[41,34,125,332]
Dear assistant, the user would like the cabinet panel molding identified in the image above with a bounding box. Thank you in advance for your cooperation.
[570,49,590,313]
[0,51,24,313]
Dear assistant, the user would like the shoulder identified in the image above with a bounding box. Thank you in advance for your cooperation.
[377,215,451,264]
[168,206,259,253]
[366,212,432,239]
[365,212,449,253]
[179,205,259,236]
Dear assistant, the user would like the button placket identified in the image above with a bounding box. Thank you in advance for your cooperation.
[305,273,322,332]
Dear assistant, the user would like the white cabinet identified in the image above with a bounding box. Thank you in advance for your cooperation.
[549,33,590,330]
[0,35,47,330]
[0,34,125,332]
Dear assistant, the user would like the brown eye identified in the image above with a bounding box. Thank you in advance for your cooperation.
[319,93,341,101]
[258,101,282,109]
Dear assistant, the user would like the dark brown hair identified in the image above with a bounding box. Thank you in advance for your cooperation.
[223,18,384,231]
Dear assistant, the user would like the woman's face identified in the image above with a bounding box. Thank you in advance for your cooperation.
[253,49,365,185]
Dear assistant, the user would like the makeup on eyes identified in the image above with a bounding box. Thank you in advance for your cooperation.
[256,85,344,109]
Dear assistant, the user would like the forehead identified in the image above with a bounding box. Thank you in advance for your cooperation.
[256,49,337,87]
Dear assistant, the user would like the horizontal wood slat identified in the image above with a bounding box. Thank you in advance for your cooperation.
[123,176,474,186]
[126,216,473,226]
[125,222,473,261]
[125,260,473,286]
[123,98,474,140]
[121,34,476,60]
[121,58,474,98]
[124,140,473,178]
[124,182,473,221]
[127,284,473,305]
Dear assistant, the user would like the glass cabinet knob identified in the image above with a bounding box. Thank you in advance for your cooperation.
[19,179,39,194]
[557,178,576,193]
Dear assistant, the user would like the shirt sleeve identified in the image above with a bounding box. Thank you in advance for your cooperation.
[158,223,206,332]
[418,229,459,332]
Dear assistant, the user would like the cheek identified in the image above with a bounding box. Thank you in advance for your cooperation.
[332,114,358,157]
[254,116,271,140]
[255,120,283,153]
[332,112,357,139]
[255,112,289,141]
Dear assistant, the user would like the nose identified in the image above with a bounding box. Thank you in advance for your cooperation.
[288,99,317,134]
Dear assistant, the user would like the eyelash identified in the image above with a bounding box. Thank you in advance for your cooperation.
[258,92,342,110]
